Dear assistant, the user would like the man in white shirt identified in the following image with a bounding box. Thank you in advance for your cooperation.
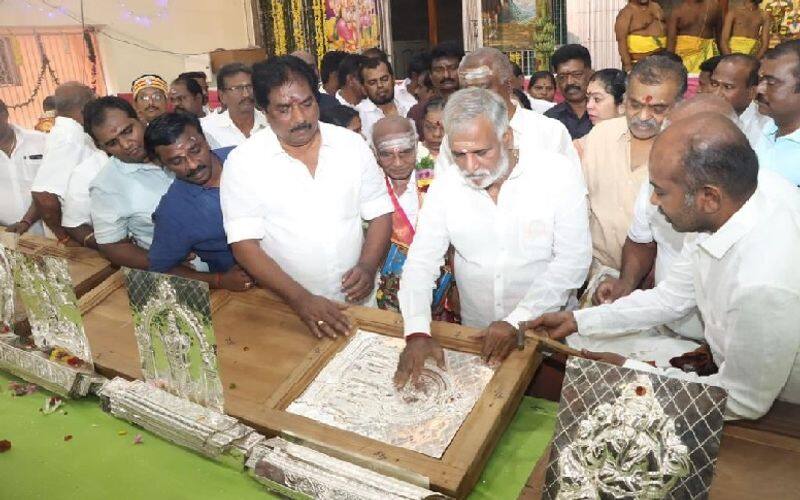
[709,54,771,147]
[31,82,96,243]
[61,150,108,247]
[201,63,267,150]
[221,55,393,340]
[527,113,800,420]
[394,87,591,388]
[334,54,366,109]
[357,57,412,142]
[441,47,579,171]
[0,99,46,235]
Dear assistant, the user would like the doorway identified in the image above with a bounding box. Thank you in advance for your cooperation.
[390,0,464,78]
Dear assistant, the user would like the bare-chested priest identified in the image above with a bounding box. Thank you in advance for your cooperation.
[721,0,772,58]
[667,0,724,73]
[615,0,667,72]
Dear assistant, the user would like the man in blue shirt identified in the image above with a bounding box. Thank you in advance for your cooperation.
[145,112,253,291]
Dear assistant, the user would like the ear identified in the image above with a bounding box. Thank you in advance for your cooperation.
[501,127,514,150]
[698,184,723,214]
[746,84,757,103]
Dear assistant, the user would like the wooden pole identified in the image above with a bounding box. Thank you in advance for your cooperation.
[428,0,439,46]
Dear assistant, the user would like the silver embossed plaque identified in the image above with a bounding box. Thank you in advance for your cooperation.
[287,330,495,458]
[123,269,224,412]
[0,244,14,333]
[543,357,727,500]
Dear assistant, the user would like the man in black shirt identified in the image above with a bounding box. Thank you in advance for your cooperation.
[544,44,594,139]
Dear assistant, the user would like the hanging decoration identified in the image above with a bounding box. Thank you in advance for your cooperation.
[82,29,99,92]
[269,0,288,56]
[291,0,307,50]
[7,34,60,110]
[312,0,327,63]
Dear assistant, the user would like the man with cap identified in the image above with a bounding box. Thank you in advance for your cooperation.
[131,74,169,126]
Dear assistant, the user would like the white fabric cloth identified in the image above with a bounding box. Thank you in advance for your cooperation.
[394,79,417,110]
[200,109,267,150]
[398,148,591,335]
[357,97,412,145]
[31,116,96,199]
[0,124,46,234]
[529,98,557,114]
[389,170,420,227]
[61,150,109,228]
[335,90,361,109]
[739,101,772,148]
[574,176,800,420]
[220,123,393,302]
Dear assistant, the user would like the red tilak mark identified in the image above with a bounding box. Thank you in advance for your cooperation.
[645,95,653,104]
[635,385,646,396]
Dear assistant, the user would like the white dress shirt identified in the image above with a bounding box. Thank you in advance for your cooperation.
[31,116,96,199]
[399,148,591,335]
[389,170,420,227]
[0,124,46,234]
[529,98,557,114]
[395,79,417,110]
[357,97,412,144]
[61,150,109,228]
[200,109,268,150]
[220,123,393,302]
[739,101,772,148]
[335,90,361,109]
[574,177,800,420]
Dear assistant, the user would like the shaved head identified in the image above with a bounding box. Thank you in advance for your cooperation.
[372,115,416,143]
[668,93,738,124]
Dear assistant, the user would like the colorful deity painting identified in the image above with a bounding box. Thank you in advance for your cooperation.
[325,0,381,52]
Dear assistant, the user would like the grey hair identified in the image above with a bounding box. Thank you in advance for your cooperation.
[443,87,509,142]
[460,47,514,84]
[628,54,688,101]
[54,81,94,115]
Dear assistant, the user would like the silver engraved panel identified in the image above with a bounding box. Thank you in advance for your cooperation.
[543,357,727,500]
[0,244,14,333]
[287,330,495,458]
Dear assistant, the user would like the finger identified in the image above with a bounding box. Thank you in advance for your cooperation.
[345,279,371,302]
[340,269,359,290]
[393,354,411,389]
[409,357,424,388]
[318,321,339,339]
[526,316,546,331]
[304,319,324,339]
[489,337,515,366]
[322,307,351,335]
[433,343,446,371]
[592,285,609,306]
[480,330,495,362]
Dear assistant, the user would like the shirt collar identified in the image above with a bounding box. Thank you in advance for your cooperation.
[699,186,763,259]
[112,156,164,174]
[220,108,267,130]
[762,119,800,143]
[260,121,337,157]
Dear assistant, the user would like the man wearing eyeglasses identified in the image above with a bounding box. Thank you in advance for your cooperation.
[131,74,169,126]
[200,63,267,150]
[544,44,594,140]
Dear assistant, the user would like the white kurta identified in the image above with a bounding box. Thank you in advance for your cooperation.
[200,109,268,150]
[574,176,800,420]
[399,148,591,335]
[0,124,46,234]
[220,123,393,303]
[356,97,412,144]
[31,116,96,199]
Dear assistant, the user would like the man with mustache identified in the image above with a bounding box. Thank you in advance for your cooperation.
[579,54,686,297]
[407,41,464,137]
[709,54,771,147]
[357,57,412,142]
[393,88,591,387]
[201,63,267,150]
[31,81,96,245]
[169,76,206,118]
[84,96,174,269]
[145,112,253,291]
[178,71,212,114]
[220,55,393,340]
[545,44,594,139]
[526,113,800,420]
[131,74,169,126]
[754,40,800,186]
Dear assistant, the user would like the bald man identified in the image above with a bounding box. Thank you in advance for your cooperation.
[31,82,96,243]
[371,116,453,316]
[527,113,800,420]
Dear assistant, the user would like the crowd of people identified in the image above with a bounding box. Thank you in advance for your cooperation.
[1,15,799,421]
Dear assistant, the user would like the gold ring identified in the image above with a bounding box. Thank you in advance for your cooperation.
[316,320,325,327]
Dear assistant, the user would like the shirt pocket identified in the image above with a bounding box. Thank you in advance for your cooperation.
[517,217,553,260]
[22,157,43,181]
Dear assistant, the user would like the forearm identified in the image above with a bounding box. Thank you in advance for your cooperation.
[64,224,97,249]
[32,192,68,240]
[98,241,149,270]
[358,213,392,272]
[21,203,40,225]
[167,265,219,288]
[618,238,657,292]
[231,240,308,303]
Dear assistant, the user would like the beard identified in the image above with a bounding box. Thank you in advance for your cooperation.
[461,147,511,189]
[371,90,394,105]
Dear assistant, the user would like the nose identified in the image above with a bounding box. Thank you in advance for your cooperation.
[649,189,659,207]
[290,103,304,123]
[756,79,767,95]
[241,85,252,97]
[445,67,457,79]
[711,85,724,98]
[638,105,653,122]
[462,153,480,174]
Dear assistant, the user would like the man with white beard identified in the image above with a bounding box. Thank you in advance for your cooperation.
[393,88,591,388]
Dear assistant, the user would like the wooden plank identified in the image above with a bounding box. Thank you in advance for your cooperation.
[728,400,800,440]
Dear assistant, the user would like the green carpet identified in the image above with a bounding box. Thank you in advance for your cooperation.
[0,370,556,499]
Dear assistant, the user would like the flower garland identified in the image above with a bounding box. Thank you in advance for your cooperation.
[271,0,287,55]
[312,0,327,62]
[415,155,435,193]
[291,0,306,52]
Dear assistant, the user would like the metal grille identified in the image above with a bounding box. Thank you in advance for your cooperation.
[543,357,727,499]
[505,50,536,75]
[551,0,568,45]
[123,268,212,323]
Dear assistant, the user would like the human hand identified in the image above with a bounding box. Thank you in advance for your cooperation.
[473,321,517,367]
[393,335,445,390]
[341,263,376,303]
[5,220,31,235]
[218,265,254,292]
[581,349,626,366]
[290,291,352,339]
[519,312,578,341]
[592,277,631,305]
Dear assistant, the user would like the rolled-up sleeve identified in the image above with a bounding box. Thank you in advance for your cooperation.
[357,141,393,221]
[398,179,451,336]
[220,148,266,244]
[505,159,592,325]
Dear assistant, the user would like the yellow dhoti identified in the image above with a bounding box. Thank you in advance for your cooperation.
[627,35,667,62]
[675,35,719,74]
[729,36,759,55]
